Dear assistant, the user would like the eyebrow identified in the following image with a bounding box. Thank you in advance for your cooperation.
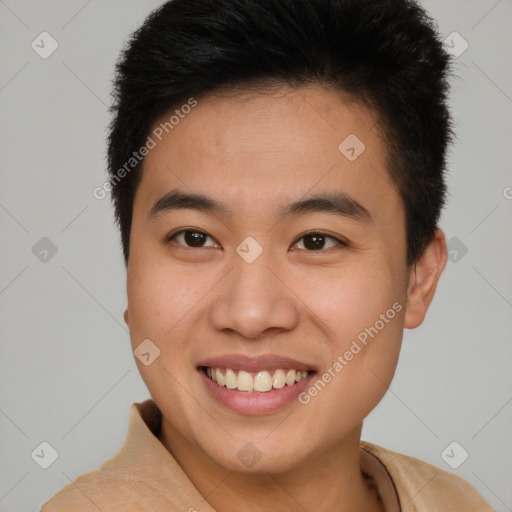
[149,189,233,219]
[277,191,371,222]
[149,189,372,223]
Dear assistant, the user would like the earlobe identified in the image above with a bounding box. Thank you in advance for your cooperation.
[404,229,448,329]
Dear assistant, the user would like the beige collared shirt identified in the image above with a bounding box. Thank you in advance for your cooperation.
[40,399,493,511]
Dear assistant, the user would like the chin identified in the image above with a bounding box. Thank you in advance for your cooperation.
[200,435,309,474]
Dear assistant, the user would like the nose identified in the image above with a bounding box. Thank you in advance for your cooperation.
[209,252,299,340]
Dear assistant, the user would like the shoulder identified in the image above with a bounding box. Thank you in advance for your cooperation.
[360,441,494,512]
[39,468,116,511]
[39,470,159,512]
[39,467,182,512]
[38,461,150,512]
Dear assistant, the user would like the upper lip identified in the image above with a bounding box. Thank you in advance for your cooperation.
[197,354,318,372]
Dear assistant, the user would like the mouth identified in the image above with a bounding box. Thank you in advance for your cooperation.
[196,355,318,415]
[199,366,313,393]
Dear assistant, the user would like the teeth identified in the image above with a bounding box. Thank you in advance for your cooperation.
[204,367,310,393]
[254,371,273,392]
[225,368,237,389]
[272,369,286,389]
[216,368,225,386]
[285,369,296,386]
[237,370,253,391]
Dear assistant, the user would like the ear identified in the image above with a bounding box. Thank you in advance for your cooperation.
[404,228,448,329]
[124,308,130,326]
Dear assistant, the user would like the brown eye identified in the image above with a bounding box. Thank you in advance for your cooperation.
[293,232,345,251]
[303,233,327,250]
[167,229,218,248]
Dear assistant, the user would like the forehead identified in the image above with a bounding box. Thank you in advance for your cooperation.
[136,84,401,222]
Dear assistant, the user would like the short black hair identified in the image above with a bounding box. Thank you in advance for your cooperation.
[107,0,454,267]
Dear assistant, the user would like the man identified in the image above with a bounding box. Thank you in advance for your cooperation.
[41,0,492,510]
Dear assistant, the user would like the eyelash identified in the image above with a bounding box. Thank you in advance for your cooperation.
[163,229,348,252]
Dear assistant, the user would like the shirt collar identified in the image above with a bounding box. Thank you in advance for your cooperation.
[106,399,399,511]
[101,399,217,510]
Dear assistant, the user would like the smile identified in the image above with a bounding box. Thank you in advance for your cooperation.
[203,367,310,393]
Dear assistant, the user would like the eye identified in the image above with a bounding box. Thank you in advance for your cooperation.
[292,232,346,251]
[165,229,219,248]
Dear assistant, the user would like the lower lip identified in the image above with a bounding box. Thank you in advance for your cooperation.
[198,368,315,415]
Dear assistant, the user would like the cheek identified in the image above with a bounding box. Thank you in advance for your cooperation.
[296,259,403,341]
[295,258,405,395]
[126,259,210,395]
[297,277,404,443]
[126,256,204,344]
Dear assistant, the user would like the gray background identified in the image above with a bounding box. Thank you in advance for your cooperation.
[0,0,511,510]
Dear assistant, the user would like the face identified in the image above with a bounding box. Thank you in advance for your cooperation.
[125,84,422,473]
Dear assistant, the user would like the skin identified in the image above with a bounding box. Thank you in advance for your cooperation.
[124,84,447,512]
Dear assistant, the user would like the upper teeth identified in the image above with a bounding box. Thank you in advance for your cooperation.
[206,367,309,393]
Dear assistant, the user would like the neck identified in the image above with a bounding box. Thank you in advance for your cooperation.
[158,420,385,512]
